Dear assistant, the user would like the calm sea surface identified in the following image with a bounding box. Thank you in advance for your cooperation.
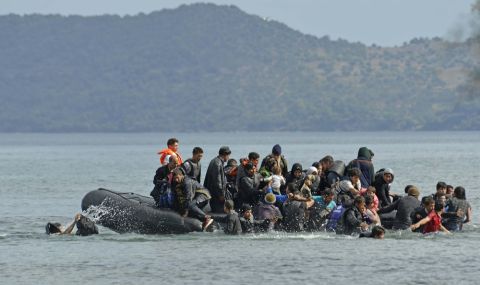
[1,132,479,285]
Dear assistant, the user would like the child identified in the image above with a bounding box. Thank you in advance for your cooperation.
[360,186,379,211]
[410,202,450,234]
[270,165,286,194]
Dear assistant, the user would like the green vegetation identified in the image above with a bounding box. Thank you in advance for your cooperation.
[0,3,478,132]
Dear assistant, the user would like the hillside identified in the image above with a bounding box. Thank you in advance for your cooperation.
[0,3,479,131]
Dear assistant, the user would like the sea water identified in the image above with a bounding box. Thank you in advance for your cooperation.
[1,132,479,284]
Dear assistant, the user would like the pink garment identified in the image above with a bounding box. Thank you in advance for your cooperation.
[359,188,379,211]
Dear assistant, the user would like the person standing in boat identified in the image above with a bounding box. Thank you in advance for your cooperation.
[346,147,375,188]
[171,169,213,230]
[204,146,231,213]
[158,138,183,166]
[181,147,203,183]
[238,162,263,207]
[236,152,260,189]
[259,144,288,178]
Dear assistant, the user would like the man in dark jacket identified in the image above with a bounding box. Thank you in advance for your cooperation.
[212,200,242,235]
[181,147,203,183]
[153,155,179,185]
[336,196,369,235]
[204,146,231,213]
[285,163,305,192]
[346,147,375,188]
[378,186,421,230]
[172,169,213,230]
[238,162,263,206]
[236,152,260,189]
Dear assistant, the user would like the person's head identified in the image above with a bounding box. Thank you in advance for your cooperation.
[241,204,252,219]
[354,195,366,212]
[348,168,361,185]
[172,168,184,184]
[404,184,414,194]
[227,158,238,168]
[291,163,303,178]
[271,165,281,176]
[218,146,231,161]
[319,155,334,171]
[357,147,373,160]
[434,202,445,214]
[264,193,276,205]
[272,144,282,158]
[364,195,374,209]
[168,155,179,170]
[436,181,447,196]
[306,166,318,176]
[45,222,63,234]
[382,168,394,184]
[167,138,179,151]
[192,147,204,162]
[423,197,435,212]
[224,200,234,213]
[407,186,420,199]
[311,161,322,174]
[446,185,454,196]
[371,225,385,239]
[248,152,260,166]
[453,186,466,200]
[323,189,335,203]
[244,162,255,176]
[366,186,376,197]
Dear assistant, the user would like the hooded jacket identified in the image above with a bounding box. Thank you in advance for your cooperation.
[374,169,395,208]
[347,147,375,188]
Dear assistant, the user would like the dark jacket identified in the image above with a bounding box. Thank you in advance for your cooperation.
[410,207,429,233]
[173,177,207,213]
[181,158,201,183]
[153,165,172,186]
[282,200,307,232]
[239,217,270,233]
[336,206,366,235]
[378,195,420,230]
[238,174,262,206]
[347,147,375,188]
[373,170,394,208]
[204,156,227,212]
[285,163,306,190]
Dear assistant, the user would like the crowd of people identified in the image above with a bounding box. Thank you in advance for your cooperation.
[150,138,473,238]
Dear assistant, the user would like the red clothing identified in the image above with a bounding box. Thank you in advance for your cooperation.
[157,148,183,165]
[423,210,442,234]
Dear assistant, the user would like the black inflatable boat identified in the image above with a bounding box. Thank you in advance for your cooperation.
[81,188,204,234]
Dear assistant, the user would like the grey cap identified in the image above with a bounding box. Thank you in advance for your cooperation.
[383,168,394,176]
[219,146,231,155]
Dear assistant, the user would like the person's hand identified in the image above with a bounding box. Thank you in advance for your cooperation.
[75,213,82,221]
[360,222,368,231]
[410,224,417,231]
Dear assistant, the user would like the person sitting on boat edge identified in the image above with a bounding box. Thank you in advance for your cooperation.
[346,147,375,189]
[158,137,183,166]
[46,213,99,236]
[212,200,242,235]
[171,169,213,230]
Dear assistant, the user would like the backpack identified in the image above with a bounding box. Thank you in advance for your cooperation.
[76,215,99,236]
[150,180,172,208]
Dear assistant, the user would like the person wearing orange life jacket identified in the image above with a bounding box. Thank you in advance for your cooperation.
[158,138,183,165]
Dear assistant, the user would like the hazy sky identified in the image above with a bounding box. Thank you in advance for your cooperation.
[1,0,476,46]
